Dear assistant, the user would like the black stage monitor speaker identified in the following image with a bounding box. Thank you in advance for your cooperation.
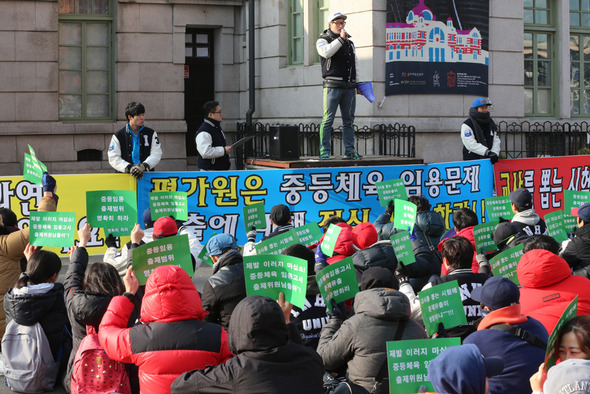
[269,126,299,160]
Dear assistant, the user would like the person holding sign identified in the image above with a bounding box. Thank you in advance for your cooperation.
[532,358,590,394]
[561,203,590,279]
[171,295,324,393]
[0,172,57,339]
[425,236,489,339]
[505,187,548,239]
[201,234,247,331]
[463,277,548,394]
[317,287,427,393]
[108,102,162,179]
[99,265,232,394]
[262,204,294,241]
[517,248,590,334]
[195,101,232,171]
[438,208,481,275]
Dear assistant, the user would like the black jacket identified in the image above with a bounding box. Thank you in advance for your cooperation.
[352,241,398,281]
[290,275,328,350]
[196,118,231,170]
[114,126,158,170]
[319,29,357,84]
[171,296,324,394]
[201,249,247,331]
[562,224,590,278]
[62,247,140,393]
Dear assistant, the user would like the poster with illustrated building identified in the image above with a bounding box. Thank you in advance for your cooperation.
[386,0,489,95]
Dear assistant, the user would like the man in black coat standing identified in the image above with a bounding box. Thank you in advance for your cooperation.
[196,101,233,170]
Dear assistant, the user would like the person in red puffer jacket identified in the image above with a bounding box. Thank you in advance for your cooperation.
[517,246,590,335]
[438,208,480,275]
[99,265,232,394]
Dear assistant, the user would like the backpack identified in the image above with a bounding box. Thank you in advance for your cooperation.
[71,325,131,394]
[1,320,58,393]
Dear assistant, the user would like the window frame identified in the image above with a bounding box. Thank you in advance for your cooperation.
[288,0,304,65]
[58,0,114,121]
[569,0,590,117]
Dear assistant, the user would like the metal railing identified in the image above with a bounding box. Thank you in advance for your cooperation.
[235,122,415,168]
[499,120,590,159]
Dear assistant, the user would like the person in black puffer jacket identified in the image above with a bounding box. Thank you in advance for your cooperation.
[62,223,140,393]
[561,202,590,278]
[4,246,71,383]
[201,234,247,332]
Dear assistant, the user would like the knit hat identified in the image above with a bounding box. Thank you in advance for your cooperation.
[428,344,504,394]
[572,202,590,222]
[359,267,398,291]
[142,208,155,229]
[544,359,590,394]
[153,216,177,237]
[352,222,379,250]
[206,233,238,256]
[509,188,533,210]
[471,276,520,311]
[270,204,291,226]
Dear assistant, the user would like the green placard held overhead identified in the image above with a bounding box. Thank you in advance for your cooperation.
[86,190,137,237]
[390,231,416,265]
[132,234,194,285]
[316,256,359,312]
[393,199,417,232]
[29,211,76,247]
[23,153,46,185]
[148,191,188,221]
[564,190,590,212]
[419,280,467,336]
[375,179,408,206]
[243,254,307,308]
[545,296,578,370]
[243,201,266,233]
[255,229,298,255]
[321,223,342,257]
[294,222,323,247]
[197,232,217,267]
[563,213,579,235]
[387,337,461,394]
[485,196,514,221]
[473,221,499,253]
[544,210,568,243]
[489,244,524,285]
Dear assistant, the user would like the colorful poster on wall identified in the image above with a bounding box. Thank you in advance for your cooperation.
[386,0,489,96]
[136,160,493,245]
[494,155,590,218]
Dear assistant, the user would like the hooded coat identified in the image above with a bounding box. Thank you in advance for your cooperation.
[171,295,324,394]
[561,224,590,277]
[99,265,232,394]
[517,249,590,334]
[290,274,327,349]
[325,222,355,264]
[0,196,56,339]
[317,288,427,393]
[414,210,447,255]
[351,222,398,280]
[201,249,247,331]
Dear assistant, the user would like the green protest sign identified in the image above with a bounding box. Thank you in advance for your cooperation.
[544,210,568,243]
[387,337,461,394]
[485,196,514,221]
[564,190,590,212]
[148,191,188,221]
[321,224,342,257]
[563,214,579,235]
[131,234,194,285]
[393,199,417,232]
[242,201,266,233]
[86,190,137,237]
[419,280,467,336]
[545,296,578,370]
[489,244,524,285]
[29,211,76,247]
[316,256,359,312]
[473,221,499,253]
[197,232,217,267]
[23,153,46,184]
[255,229,298,255]
[390,231,416,265]
[375,179,408,206]
[243,254,307,308]
[294,222,323,247]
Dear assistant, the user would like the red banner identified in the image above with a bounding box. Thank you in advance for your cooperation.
[494,156,590,218]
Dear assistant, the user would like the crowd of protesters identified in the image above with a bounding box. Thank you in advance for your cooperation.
[1,172,590,394]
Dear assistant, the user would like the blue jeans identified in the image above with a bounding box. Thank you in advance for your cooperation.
[319,87,356,156]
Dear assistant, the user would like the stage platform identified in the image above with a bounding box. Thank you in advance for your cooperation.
[245,156,423,169]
